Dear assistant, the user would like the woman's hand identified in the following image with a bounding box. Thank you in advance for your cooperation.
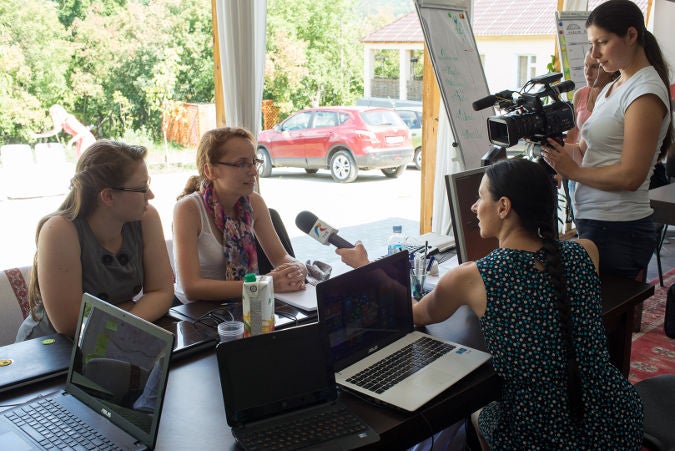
[541,138,580,180]
[269,261,307,293]
[336,241,370,269]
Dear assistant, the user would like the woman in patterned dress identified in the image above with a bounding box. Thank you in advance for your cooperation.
[412,158,643,449]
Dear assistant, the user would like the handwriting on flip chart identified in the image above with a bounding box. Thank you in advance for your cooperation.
[417,4,492,169]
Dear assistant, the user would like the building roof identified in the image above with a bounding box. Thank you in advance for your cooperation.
[362,0,650,42]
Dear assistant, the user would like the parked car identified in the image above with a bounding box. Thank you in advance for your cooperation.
[256,106,413,183]
[394,106,422,170]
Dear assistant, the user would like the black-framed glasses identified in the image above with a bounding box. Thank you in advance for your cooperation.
[213,158,264,171]
[111,178,151,194]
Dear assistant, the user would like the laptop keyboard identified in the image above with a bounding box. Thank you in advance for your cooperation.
[236,405,368,451]
[4,397,122,450]
[346,336,455,394]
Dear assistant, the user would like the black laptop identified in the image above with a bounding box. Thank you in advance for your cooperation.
[216,323,379,450]
[0,333,72,393]
[0,293,175,450]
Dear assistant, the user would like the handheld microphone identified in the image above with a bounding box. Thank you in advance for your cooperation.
[295,211,354,248]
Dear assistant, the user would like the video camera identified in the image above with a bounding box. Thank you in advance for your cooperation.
[472,72,575,150]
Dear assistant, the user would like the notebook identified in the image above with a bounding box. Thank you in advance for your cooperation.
[0,334,72,393]
[0,293,175,450]
[316,251,491,412]
[216,323,379,450]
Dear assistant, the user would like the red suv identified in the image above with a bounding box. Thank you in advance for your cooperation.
[256,106,413,183]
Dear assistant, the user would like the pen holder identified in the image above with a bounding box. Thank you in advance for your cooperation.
[411,273,425,301]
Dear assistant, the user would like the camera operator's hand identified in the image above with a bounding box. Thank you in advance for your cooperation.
[541,137,580,180]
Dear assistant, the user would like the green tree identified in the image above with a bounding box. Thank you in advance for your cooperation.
[0,0,71,143]
[265,0,368,118]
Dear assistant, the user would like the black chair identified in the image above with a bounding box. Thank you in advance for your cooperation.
[634,374,675,451]
[255,208,295,275]
[653,154,674,287]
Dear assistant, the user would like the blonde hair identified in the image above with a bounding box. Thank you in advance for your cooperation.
[28,140,147,319]
[177,127,256,200]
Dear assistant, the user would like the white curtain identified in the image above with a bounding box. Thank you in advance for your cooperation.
[215,0,267,135]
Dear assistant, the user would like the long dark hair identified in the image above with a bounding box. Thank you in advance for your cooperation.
[587,0,673,160]
[28,140,147,319]
[485,159,584,422]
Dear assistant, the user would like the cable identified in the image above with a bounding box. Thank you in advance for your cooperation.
[418,411,435,450]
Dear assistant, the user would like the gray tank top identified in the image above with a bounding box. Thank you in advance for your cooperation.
[16,218,145,341]
[74,217,144,303]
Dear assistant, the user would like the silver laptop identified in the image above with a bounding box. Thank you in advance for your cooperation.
[0,293,175,450]
[316,251,491,412]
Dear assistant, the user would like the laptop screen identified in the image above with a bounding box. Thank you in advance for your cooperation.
[316,251,412,371]
[217,323,336,426]
[66,294,174,448]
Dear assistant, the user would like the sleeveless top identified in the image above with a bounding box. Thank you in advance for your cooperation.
[575,86,592,131]
[16,218,144,341]
[475,241,643,449]
[173,192,257,303]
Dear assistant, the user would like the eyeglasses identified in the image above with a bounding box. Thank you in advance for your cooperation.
[111,179,151,194]
[213,158,264,171]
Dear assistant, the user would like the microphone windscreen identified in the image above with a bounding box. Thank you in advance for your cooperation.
[295,211,318,233]
[556,80,575,94]
[472,95,496,111]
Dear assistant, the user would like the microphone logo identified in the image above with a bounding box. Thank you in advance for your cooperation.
[311,220,337,245]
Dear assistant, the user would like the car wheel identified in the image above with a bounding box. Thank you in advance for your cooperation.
[414,147,422,170]
[256,148,272,177]
[381,164,407,178]
[330,150,358,183]
[305,168,319,174]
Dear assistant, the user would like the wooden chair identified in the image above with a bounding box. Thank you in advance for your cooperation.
[0,267,32,346]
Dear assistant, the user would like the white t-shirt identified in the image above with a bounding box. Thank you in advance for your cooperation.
[173,192,228,303]
[575,66,670,221]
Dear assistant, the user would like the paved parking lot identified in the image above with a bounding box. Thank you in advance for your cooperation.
[0,166,422,269]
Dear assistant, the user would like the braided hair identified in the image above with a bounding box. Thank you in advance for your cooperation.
[485,158,583,422]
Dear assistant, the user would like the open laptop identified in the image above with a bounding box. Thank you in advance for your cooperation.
[316,251,491,412]
[216,323,379,450]
[0,334,72,393]
[0,293,175,450]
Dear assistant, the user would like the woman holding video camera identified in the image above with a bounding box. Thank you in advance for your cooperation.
[542,0,672,280]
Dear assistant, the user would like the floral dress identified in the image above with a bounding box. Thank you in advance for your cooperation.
[476,241,643,449]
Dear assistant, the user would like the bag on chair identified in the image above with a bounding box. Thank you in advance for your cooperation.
[666,284,675,339]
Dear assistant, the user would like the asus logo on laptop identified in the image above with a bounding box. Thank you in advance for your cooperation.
[368,345,379,354]
[101,408,112,418]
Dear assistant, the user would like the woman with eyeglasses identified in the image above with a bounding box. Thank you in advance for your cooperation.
[172,127,307,304]
[17,140,174,340]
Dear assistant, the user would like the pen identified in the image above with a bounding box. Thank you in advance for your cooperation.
[426,255,435,273]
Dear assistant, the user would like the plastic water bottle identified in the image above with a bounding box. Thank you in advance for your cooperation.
[387,225,406,255]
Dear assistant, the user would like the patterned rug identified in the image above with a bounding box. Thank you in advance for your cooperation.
[628,268,675,384]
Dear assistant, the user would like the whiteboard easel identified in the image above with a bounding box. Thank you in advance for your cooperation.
[555,10,591,96]
[415,0,492,170]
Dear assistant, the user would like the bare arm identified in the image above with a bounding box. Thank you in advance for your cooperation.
[173,196,245,301]
[575,238,600,274]
[564,89,582,145]
[250,193,306,293]
[544,94,667,191]
[128,205,174,321]
[412,262,486,326]
[37,216,86,337]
